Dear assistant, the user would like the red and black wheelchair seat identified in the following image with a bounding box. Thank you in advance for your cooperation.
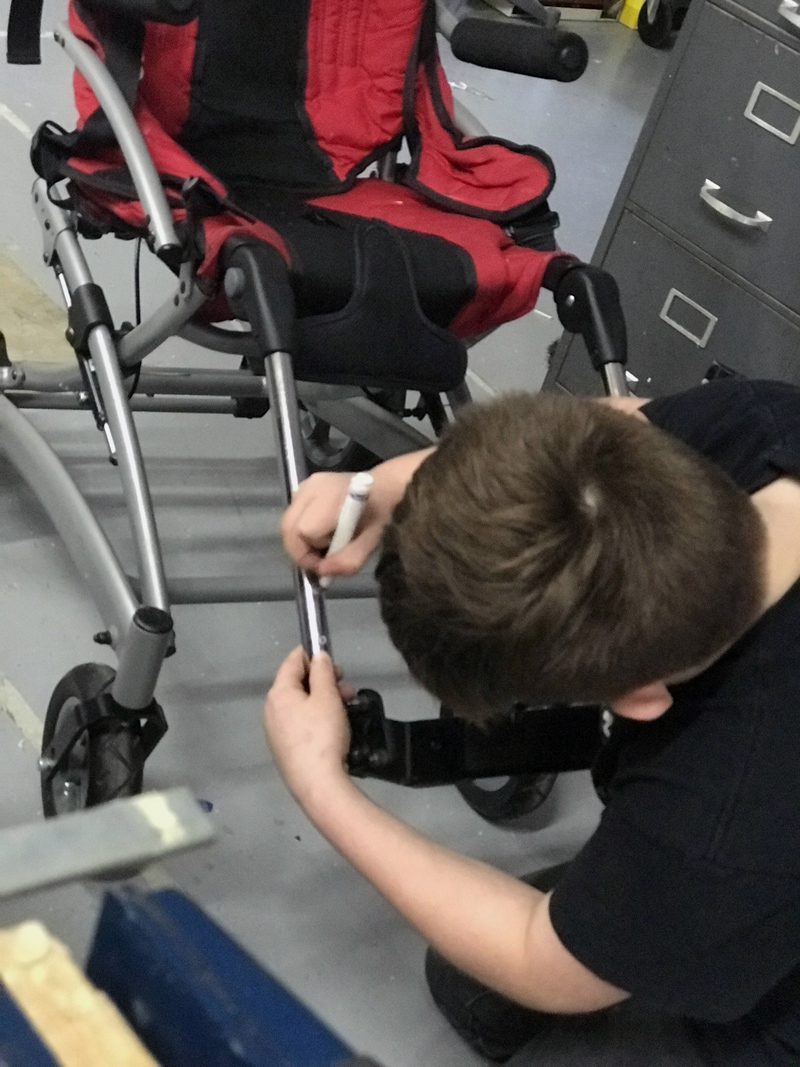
[28,0,565,388]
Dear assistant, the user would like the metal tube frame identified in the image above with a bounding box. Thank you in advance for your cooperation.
[54,25,180,259]
[264,351,332,658]
[54,225,170,613]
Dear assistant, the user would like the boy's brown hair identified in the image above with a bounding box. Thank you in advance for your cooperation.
[376,392,765,719]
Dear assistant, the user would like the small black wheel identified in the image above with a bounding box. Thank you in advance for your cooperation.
[41,663,144,818]
[440,707,557,824]
[300,408,380,473]
[638,0,676,48]
[455,773,557,824]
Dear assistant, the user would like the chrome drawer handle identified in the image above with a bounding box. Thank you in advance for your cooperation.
[779,0,800,29]
[700,180,772,231]
[660,289,718,349]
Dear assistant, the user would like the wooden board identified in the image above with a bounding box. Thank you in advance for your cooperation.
[0,921,158,1067]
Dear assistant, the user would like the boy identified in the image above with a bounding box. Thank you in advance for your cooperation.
[266,379,800,1065]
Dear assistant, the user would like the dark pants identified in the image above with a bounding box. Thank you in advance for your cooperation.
[425,864,710,1066]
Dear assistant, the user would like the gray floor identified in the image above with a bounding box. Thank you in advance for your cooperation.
[0,9,668,1065]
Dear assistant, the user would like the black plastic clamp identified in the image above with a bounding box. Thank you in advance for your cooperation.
[66,283,115,355]
[552,263,628,371]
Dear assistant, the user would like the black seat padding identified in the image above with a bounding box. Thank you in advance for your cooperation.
[245,219,470,392]
[231,188,476,329]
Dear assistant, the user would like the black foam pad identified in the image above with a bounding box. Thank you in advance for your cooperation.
[450,19,589,83]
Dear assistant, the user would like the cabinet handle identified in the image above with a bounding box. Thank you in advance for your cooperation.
[700,180,772,232]
[659,289,718,349]
[778,0,800,30]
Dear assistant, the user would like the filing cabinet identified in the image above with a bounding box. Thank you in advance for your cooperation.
[545,0,800,397]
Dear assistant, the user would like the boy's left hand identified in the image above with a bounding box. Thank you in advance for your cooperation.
[264,647,355,805]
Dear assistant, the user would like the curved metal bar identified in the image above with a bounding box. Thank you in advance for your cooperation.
[179,321,258,357]
[452,99,490,139]
[0,395,137,641]
[54,23,180,258]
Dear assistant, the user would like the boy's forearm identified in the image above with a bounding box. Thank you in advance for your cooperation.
[302,776,557,1010]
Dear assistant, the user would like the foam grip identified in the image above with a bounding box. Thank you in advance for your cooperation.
[450,19,589,82]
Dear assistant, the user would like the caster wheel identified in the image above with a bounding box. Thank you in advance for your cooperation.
[41,663,145,818]
[638,0,676,48]
[455,773,557,824]
[300,408,379,473]
[441,707,557,824]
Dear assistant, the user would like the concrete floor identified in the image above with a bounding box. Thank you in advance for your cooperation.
[0,7,668,1065]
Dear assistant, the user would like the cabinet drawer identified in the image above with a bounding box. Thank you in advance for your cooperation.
[554,212,800,396]
[742,0,800,40]
[631,2,800,316]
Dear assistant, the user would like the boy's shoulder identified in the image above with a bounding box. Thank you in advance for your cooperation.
[641,379,800,495]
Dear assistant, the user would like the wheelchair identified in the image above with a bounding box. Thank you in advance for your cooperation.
[5,0,628,825]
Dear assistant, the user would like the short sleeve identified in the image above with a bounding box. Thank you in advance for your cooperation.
[549,808,800,1023]
[642,380,800,493]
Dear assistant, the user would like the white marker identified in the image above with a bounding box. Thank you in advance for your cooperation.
[320,471,373,589]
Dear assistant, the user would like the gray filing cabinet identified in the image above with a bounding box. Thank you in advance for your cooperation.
[545,0,800,397]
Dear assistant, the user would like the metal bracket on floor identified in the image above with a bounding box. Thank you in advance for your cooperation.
[0,788,214,900]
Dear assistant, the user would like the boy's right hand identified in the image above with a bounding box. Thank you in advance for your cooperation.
[281,448,434,580]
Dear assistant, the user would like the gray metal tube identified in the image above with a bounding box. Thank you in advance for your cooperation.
[602,363,629,398]
[299,389,431,460]
[452,99,490,139]
[51,217,169,611]
[127,573,379,605]
[112,606,173,710]
[88,326,170,612]
[137,367,267,397]
[435,0,458,38]
[378,152,398,182]
[447,381,473,411]
[8,393,238,415]
[117,284,208,366]
[266,352,332,658]
[2,363,84,393]
[179,322,257,357]
[0,396,137,641]
[55,24,179,258]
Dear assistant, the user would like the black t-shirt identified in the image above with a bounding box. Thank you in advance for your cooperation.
[548,380,800,1061]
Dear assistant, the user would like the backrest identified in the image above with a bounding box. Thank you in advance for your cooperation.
[73,0,428,193]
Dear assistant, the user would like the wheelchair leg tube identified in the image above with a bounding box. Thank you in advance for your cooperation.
[265,351,332,658]
[53,222,170,614]
[602,362,629,398]
[88,325,170,613]
[113,606,174,710]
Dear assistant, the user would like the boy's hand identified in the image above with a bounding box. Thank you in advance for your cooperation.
[264,648,354,805]
[281,472,383,579]
[280,449,435,580]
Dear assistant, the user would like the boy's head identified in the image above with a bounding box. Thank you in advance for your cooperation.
[376,392,765,721]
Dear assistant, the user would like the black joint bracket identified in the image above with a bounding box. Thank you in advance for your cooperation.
[346,692,604,787]
[66,283,114,355]
[223,238,296,367]
[554,264,627,371]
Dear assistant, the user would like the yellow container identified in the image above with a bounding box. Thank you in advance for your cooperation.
[620,0,646,27]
